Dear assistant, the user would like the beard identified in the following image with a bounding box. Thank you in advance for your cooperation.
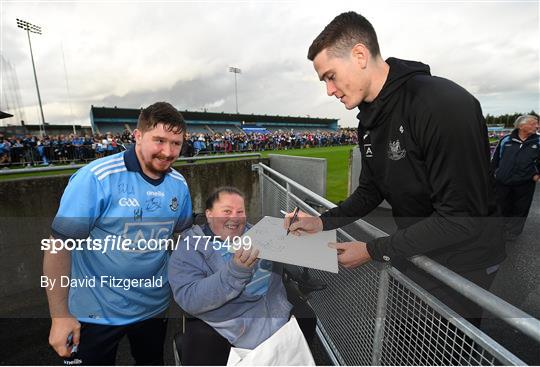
[144,155,174,177]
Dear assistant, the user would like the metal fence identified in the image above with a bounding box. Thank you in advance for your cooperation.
[0,144,126,168]
[254,162,539,366]
[0,152,263,175]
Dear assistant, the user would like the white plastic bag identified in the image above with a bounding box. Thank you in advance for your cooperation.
[227,316,315,366]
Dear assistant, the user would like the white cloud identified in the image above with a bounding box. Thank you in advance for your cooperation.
[1,0,538,127]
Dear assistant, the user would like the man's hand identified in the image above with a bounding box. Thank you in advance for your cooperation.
[49,316,81,357]
[233,247,260,269]
[329,241,372,268]
[533,174,540,183]
[283,210,323,236]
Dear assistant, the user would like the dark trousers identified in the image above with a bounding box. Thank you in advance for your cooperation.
[496,180,536,236]
[64,317,168,366]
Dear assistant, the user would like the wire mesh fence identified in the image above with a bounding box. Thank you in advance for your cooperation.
[258,168,526,366]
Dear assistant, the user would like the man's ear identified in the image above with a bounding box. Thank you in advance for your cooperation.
[205,209,212,219]
[351,43,369,69]
[133,129,142,144]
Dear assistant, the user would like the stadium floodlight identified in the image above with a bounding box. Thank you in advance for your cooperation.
[228,66,241,114]
[16,18,46,136]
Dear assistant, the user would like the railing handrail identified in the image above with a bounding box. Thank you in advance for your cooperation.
[255,162,540,344]
[0,153,262,175]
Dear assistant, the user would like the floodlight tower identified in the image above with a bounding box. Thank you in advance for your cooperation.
[228,66,241,114]
[16,18,46,136]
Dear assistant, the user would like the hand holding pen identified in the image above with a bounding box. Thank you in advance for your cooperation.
[282,207,324,236]
[286,207,300,235]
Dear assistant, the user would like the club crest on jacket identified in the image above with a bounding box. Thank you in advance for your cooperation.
[388,139,406,160]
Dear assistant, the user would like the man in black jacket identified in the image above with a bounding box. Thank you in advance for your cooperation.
[492,115,540,240]
[285,11,506,324]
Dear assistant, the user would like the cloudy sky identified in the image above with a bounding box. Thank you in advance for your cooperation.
[1,0,538,127]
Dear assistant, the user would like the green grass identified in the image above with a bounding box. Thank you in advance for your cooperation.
[0,168,78,180]
[0,146,355,203]
[259,146,353,203]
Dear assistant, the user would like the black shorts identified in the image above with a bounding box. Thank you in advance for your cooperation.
[63,317,167,366]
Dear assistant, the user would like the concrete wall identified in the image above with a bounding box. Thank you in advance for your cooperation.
[0,158,267,316]
[348,146,391,209]
[268,154,326,199]
[348,146,362,196]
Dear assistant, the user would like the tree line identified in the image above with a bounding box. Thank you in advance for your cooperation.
[485,110,538,128]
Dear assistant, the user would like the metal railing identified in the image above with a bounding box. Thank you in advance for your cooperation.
[0,153,262,175]
[253,162,539,365]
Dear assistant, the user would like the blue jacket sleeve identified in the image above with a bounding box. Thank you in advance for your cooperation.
[168,238,253,316]
[490,138,503,171]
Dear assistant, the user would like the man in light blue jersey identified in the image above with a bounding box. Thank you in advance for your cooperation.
[44,102,192,365]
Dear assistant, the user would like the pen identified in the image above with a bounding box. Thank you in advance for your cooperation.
[67,333,78,354]
[286,207,300,236]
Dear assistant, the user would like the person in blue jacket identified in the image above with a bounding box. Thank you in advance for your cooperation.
[492,114,540,239]
[168,186,315,365]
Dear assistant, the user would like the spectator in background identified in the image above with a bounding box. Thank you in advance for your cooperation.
[0,135,10,165]
[72,134,84,161]
[180,133,194,157]
[36,138,49,165]
[492,114,540,240]
[22,133,37,166]
[94,135,105,158]
[53,135,68,163]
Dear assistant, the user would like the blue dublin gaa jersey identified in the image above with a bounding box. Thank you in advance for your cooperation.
[51,147,192,325]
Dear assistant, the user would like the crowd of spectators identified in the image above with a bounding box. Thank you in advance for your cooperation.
[0,128,357,167]
[188,129,358,155]
[0,130,133,167]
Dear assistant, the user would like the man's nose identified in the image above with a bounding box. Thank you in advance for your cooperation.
[162,143,174,157]
[326,81,337,96]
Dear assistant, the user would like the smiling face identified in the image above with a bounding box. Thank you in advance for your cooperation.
[134,123,183,179]
[206,193,247,240]
[313,47,374,109]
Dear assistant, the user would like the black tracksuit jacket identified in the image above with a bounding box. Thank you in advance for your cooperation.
[320,58,506,273]
[492,129,540,185]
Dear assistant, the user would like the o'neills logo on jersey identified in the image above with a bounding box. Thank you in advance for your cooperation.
[388,139,406,160]
[147,190,165,197]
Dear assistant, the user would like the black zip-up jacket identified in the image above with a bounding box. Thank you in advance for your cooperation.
[320,58,505,273]
[492,130,540,185]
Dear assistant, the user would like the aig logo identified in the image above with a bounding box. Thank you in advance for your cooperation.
[119,198,140,207]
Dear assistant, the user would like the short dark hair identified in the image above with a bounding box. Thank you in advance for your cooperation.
[137,102,186,134]
[307,11,381,61]
[205,186,245,210]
